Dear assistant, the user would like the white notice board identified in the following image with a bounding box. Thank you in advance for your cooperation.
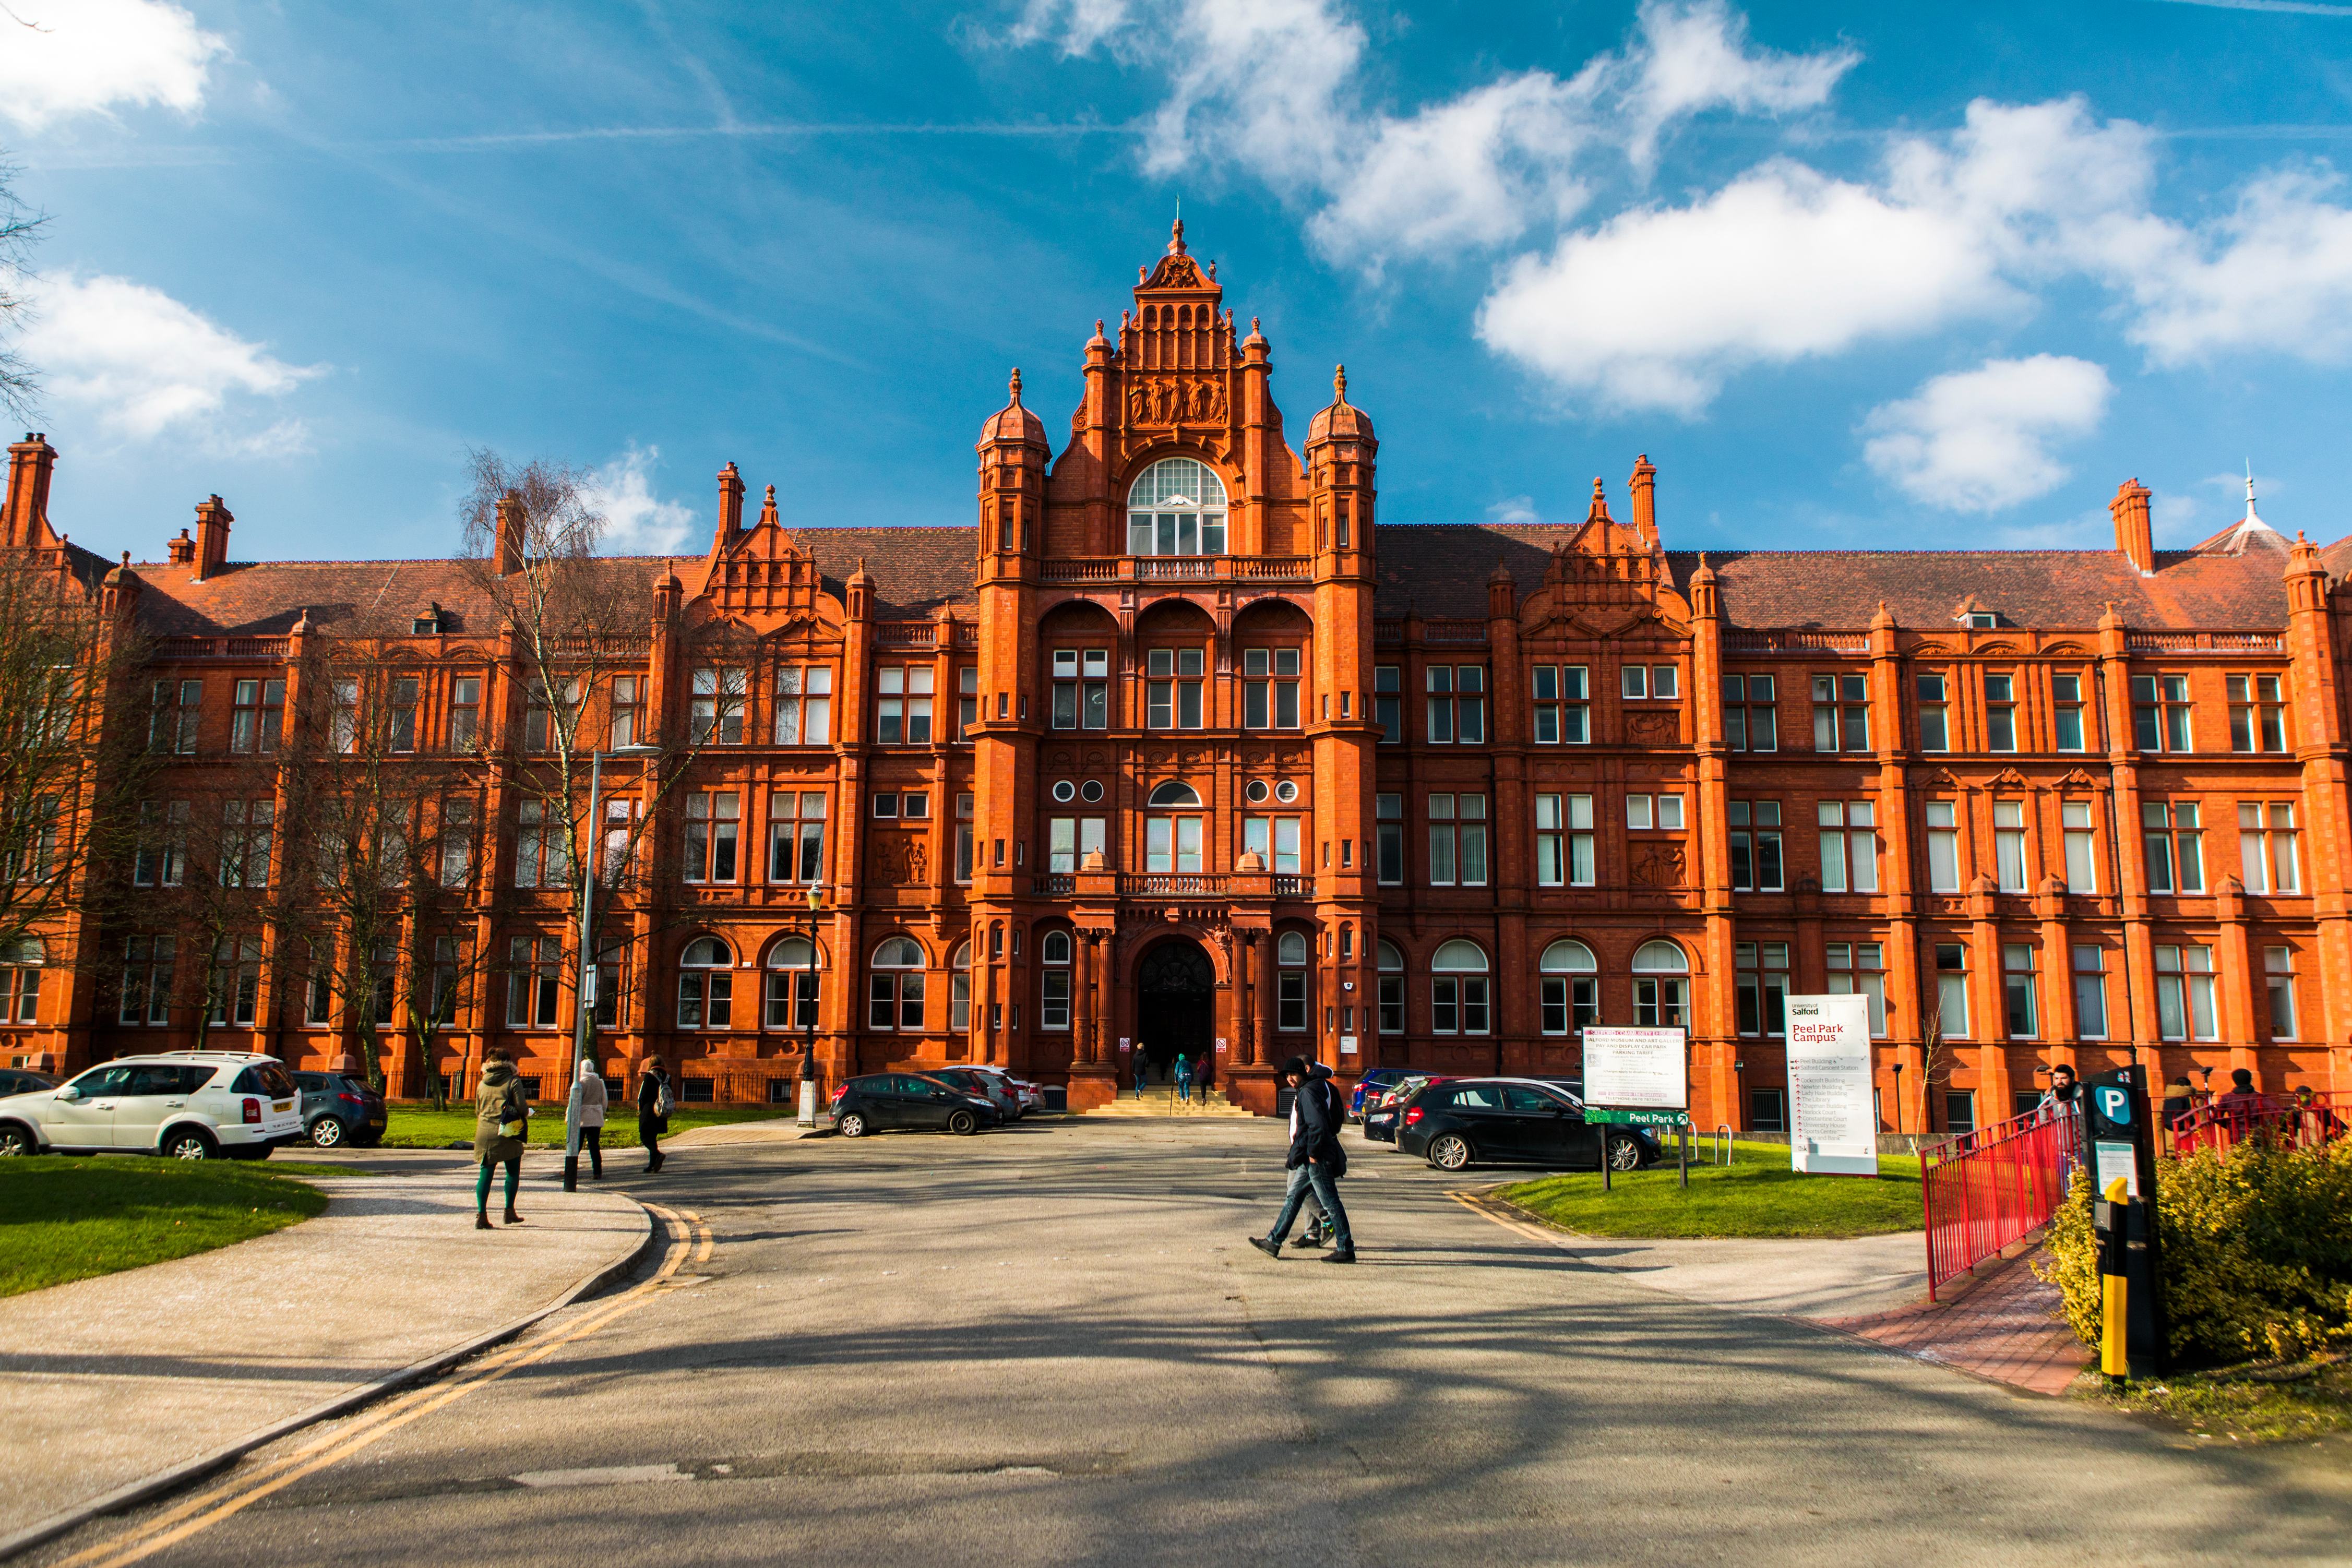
[1582,1027,1687,1111]
[1785,994,1877,1176]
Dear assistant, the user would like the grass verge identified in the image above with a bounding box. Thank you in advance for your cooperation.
[0,1157,328,1298]
[1494,1141,1923,1239]
[2085,1357,2352,1444]
[375,1103,789,1150]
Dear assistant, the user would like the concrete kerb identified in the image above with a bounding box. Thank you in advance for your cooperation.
[0,1196,662,1564]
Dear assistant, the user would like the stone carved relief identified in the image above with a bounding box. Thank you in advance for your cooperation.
[1630,843,1686,888]
[1624,711,1680,746]
[1127,377,1228,427]
[869,834,927,886]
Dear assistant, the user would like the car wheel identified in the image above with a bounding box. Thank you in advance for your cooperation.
[308,1117,348,1148]
[837,1110,868,1138]
[162,1129,216,1161]
[1427,1133,1473,1171]
[1605,1134,1643,1172]
[946,1109,978,1136]
[0,1123,34,1157]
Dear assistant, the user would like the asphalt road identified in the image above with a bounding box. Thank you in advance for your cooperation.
[33,1119,2351,1567]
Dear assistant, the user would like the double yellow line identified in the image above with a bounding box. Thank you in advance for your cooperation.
[59,1205,714,1568]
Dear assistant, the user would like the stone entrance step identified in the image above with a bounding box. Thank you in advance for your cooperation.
[1085,1085,1256,1119]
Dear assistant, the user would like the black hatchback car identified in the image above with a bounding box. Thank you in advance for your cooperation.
[1398,1078,1658,1172]
[831,1073,1002,1138]
[293,1071,387,1147]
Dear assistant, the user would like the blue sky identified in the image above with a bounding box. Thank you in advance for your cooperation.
[5,0,2352,567]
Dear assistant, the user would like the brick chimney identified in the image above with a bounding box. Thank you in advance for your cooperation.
[166,529,195,566]
[5,433,56,549]
[1628,453,1658,548]
[2110,478,2154,577]
[495,490,526,577]
[192,495,233,581]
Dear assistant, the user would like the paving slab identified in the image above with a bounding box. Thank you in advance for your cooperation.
[1821,1245,2091,1395]
[0,1163,648,1548]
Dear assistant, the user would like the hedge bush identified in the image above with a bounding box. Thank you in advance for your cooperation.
[2040,1138,2352,1366]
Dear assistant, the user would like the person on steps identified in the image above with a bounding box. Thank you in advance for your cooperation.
[1134,1054,1149,1100]
[473,1048,528,1229]
[574,1057,607,1180]
[639,1056,673,1174]
[1175,1051,1193,1105]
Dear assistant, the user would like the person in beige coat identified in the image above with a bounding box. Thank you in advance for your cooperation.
[574,1056,608,1180]
[473,1049,529,1229]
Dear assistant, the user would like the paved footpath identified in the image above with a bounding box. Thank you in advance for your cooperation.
[26,1119,2347,1568]
[0,1159,648,1552]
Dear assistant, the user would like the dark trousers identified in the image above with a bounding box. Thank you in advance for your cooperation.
[640,1114,664,1169]
[1267,1162,1353,1253]
[579,1124,603,1178]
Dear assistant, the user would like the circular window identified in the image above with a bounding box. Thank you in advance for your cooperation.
[1052,780,1076,803]
[1244,779,1270,805]
[1080,779,1104,803]
[1274,780,1299,804]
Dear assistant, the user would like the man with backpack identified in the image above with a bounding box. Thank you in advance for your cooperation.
[1248,1056,1355,1263]
[639,1056,674,1174]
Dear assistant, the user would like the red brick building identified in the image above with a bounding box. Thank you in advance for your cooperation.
[5,222,2347,1128]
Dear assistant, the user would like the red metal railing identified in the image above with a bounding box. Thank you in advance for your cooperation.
[1919,1108,2080,1301]
[2171,1092,2347,1156]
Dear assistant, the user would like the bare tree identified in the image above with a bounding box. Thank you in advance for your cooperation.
[0,155,44,423]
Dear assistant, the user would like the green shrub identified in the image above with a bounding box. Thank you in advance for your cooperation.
[2039,1138,2352,1366]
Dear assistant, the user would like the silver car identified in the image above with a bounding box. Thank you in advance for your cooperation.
[0,1051,303,1159]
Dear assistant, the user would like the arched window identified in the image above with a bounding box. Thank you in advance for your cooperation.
[1431,940,1489,1036]
[1539,940,1598,1037]
[1147,780,1201,808]
[1041,930,1072,1030]
[1276,929,1309,1032]
[762,936,821,1031]
[1376,939,1405,1035]
[678,936,734,1030]
[868,936,926,1031]
[1126,458,1228,557]
[1632,939,1689,1030]
[2,937,43,1025]
[950,941,972,1032]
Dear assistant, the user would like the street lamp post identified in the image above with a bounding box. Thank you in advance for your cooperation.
[798,881,823,1127]
[565,744,660,1194]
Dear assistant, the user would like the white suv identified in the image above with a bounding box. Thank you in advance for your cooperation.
[0,1052,304,1159]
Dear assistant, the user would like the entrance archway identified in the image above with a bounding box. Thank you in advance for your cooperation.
[1135,939,1215,1086]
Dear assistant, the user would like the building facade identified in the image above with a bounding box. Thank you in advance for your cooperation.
[4,222,2348,1127]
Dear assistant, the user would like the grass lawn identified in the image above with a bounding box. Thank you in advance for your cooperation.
[1494,1141,1924,1240]
[2086,1357,2352,1445]
[375,1102,790,1150]
[0,1157,329,1298]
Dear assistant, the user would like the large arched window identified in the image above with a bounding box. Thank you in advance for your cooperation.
[868,936,926,1031]
[1376,939,1405,1034]
[950,941,973,1032]
[1041,930,1073,1031]
[1276,929,1310,1032]
[678,936,734,1030]
[762,936,821,1031]
[1631,939,1689,1030]
[1127,457,1228,556]
[1146,780,1204,872]
[1539,940,1598,1036]
[1431,939,1489,1036]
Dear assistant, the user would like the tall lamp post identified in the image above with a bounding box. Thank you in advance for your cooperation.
[565,744,660,1193]
[798,881,823,1127]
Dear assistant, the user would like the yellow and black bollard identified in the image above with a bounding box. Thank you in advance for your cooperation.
[2097,1175,2131,1392]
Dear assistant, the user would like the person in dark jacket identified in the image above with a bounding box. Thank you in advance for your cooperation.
[638,1056,673,1174]
[1134,1054,1149,1099]
[1248,1057,1355,1263]
[473,1048,528,1229]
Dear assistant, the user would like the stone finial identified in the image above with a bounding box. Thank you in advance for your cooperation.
[1008,368,1023,404]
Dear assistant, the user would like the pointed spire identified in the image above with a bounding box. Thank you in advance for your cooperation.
[2244,460,2261,525]
[759,484,779,529]
[1332,364,1348,404]
[1168,206,1186,255]
[1586,477,1611,523]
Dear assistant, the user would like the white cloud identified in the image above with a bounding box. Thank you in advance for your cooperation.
[1486,494,1540,526]
[22,272,321,446]
[1621,0,1857,169]
[0,0,227,131]
[2106,169,2352,364]
[1481,161,2008,414]
[582,446,697,554]
[1861,355,2111,512]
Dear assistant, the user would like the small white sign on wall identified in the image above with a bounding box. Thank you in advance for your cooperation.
[1785,994,1878,1177]
[1340,1035,1358,1056]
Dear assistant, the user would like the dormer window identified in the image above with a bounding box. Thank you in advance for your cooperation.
[1127,458,1227,556]
[1964,611,1998,629]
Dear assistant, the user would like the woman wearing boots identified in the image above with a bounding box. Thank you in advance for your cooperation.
[473,1048,529,1229]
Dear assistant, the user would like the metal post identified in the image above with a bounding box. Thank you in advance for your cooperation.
[563,750,603,1194]
[798,888,820,1126]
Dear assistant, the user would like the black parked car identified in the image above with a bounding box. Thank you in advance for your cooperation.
[1397,1077,1657,1172]
[830,1073,1002,1138]
[293,1071,386,1147]
[0,1068,55,1098]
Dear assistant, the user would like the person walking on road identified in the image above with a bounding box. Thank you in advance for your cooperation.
[574,1057,608,1180]
[639,1056,674,1174]
[473,1048,528,1230]
[1248,1056,1355,1264]
[1175,1052,1193,1105]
